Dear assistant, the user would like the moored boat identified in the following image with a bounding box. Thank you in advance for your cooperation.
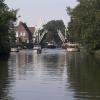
[11,48,19,52]
[62,42,80,52]
[47,43,56,49]
[67,43,80,52]
[33,44,41,50]
[33,44,42,53]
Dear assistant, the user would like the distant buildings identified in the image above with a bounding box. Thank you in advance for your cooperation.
[15,22,35,44]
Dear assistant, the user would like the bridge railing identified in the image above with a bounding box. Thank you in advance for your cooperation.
[39,30,48,43]
[34,29,65,44]
[57,29,65,43]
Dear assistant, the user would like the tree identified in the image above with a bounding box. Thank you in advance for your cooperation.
[42,20,65,43]
[67,0,100,52]
[0,0,17,56]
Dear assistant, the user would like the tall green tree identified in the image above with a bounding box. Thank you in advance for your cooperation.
[0,0,17,55]
[67,0,100,52]
[42,20,65,43]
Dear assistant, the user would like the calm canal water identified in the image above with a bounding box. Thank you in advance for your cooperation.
[0,49,100,100]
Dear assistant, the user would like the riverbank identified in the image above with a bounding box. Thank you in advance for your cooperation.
[95,50,100,59]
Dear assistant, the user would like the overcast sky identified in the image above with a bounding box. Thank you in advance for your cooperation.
[5,0,77,27]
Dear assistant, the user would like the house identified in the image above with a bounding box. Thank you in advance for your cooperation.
[15,22,35,44]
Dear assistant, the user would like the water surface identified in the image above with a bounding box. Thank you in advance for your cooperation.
[0,49,100,100]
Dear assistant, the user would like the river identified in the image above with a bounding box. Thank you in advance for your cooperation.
[0,49,100,100]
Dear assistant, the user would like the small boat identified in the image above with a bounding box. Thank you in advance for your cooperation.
[66,43,80,52]
[11,48,19,52]
[33,44,42,53]
[62,42,80,52]
[37,49,42,54]
[47,43,56,49]
[33,44,41,50]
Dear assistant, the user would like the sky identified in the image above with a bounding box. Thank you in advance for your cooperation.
[5,0,77,27]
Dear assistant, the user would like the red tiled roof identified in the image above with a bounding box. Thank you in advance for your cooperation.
[15,22,35,34]
[15,22,27,33]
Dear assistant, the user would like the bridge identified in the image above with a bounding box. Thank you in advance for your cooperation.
[33,29,66,45]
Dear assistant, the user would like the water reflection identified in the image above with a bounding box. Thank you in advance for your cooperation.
[10,50,36,80]
[12,49,67,81]
[66,52,100,100]
[41,52,66,78]
[0,60,14,100]
[0,49,100,100]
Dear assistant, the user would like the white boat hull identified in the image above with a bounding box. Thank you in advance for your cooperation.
[67,48,79,52]
[11,48,19,52]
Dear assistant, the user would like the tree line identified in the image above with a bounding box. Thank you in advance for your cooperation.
[67,0,100,53]
[0,0,16,56]
[0,0,100,56]
[41,20,65,44]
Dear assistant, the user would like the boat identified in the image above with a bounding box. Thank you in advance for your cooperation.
[11,48,19,52]
[47,42,56,49]
[33,44,42,53]
[37,49,42,54]
[62,42,80,52]
[66,43,80,52]
[33,44,41,50]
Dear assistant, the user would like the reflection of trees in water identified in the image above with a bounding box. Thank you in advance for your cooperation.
[66,52,100,100]
[14,50,67,80]
[42,54,59,68]
[0,60,14,100]
[41,53,66,77]
[17,51,33,65]
[15,51,34,79]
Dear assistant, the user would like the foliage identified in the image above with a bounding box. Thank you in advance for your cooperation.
[41,20,65,43]
[67,0,100,52]
[0,0,17,55]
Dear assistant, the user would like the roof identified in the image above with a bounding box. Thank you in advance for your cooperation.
[29,27,35,34]
[15,22,35,35]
